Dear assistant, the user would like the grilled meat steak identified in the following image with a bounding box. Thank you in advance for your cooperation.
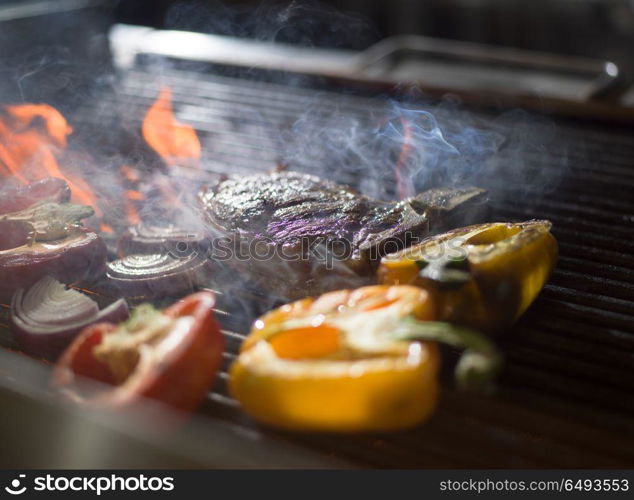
[199,171,486,299]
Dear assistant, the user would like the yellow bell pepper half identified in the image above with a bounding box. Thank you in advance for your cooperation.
[229,285,441,432]
[378,220,558,331]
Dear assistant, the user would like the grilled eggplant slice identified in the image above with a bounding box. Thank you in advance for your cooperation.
[199,171,486,299]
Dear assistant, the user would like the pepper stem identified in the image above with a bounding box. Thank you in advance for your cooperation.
[394,317,502,391]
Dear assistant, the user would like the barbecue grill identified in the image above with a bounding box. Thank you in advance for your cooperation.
[1,5,634,469]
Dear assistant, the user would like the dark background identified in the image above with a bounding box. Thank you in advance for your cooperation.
[114,0,634,70]
[1,0,633,106]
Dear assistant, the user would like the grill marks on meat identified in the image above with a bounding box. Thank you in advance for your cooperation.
[199,171,486,299]
[206,173,365,238]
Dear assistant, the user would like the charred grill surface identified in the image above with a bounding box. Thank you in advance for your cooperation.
[199,171,485,298]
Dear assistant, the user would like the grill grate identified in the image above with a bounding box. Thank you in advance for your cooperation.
[7,64,634,468]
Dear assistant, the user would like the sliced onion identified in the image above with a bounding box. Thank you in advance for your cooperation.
[0,230,107,302]
[106,253,214,298]
[11,276,129,360]
[117,222,207,257]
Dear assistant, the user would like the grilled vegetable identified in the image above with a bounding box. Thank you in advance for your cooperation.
[0,227,106,302]
[229,285,499,432]
[1,201,94,242]
[199,170,486,299]
[0,199,105,301]
[11,276,129,360]
[52,291,223,413]
[378,220,558,331]
[106,253,214,299]
[117,222,207,257]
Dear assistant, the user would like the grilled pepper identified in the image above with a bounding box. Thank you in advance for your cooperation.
[229,285,500,432]
[53,291,223,414]
[378,220,558,331]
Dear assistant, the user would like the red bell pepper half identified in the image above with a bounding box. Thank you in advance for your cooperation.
[52,291,224,414]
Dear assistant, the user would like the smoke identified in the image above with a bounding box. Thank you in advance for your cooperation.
[164,0,378,50]
[1,0,570,311]
[274,91,568,204]
[107,1,569,212]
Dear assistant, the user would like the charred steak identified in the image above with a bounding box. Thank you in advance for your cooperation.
[199,171,485,299]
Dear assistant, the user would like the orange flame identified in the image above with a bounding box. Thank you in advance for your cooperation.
[118,165,144,226]
[126,189,145,201]
[0,104,71,184]
[120,164,141,183]
[0,103,101,214]
[123,196,141,226]
[142,87,201,166]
